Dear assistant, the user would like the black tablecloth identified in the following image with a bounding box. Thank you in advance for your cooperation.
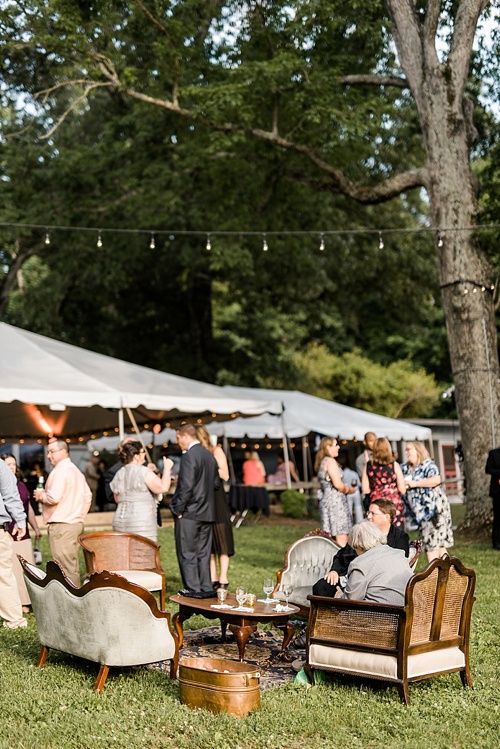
[228,485,271,517]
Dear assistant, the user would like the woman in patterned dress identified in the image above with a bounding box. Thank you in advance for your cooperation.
[315,437,355,547]
[362,437,407,527]
[402,441,454,561]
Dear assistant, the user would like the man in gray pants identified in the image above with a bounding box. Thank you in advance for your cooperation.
[0,458,27,629]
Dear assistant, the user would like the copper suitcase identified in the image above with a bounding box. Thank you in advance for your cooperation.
[179,657,261,717]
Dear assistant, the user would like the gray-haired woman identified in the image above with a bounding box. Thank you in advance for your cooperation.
[342,521,413,605]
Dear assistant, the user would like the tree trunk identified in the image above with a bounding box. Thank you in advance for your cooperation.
[406,52,498,531]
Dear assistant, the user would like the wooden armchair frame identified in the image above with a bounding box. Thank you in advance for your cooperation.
[79,531,166,610]
[305,554,476,704]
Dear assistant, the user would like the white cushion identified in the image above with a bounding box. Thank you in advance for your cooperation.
[111,570,162,592]
[308,644,466,681]
[309,644,398,678]
[407,647,465,678]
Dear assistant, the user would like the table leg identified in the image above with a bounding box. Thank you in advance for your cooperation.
[228,623,257,661]
[274,618,296,651]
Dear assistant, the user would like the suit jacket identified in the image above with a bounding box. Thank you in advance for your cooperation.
[330,523,410,577]
[170,443,220,521]
[342,545,413,605]
[485,448,500,499]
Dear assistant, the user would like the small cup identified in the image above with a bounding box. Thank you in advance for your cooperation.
[217,587,228,605]
[246,593,256,607]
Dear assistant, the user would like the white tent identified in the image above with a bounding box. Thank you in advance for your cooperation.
[211,387,432,441]
[0,323,280,440]
[88,386,431,450]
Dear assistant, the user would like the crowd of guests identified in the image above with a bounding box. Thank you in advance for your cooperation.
[0,425,492,632]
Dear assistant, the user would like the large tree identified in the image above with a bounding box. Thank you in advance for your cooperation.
[1,0,498,529]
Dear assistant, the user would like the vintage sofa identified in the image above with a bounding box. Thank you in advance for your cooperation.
[21,558,179,692]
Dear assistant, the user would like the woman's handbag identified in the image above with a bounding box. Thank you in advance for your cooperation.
[33,539,43,566]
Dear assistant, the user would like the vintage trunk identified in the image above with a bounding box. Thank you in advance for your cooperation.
[178,657,261,717]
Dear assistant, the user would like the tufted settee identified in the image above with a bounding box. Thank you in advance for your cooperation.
[20,558,179,692]
[273,530,340,616]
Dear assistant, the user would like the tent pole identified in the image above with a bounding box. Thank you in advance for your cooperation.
[302,437,308,482]
[125,407,153,464]
[281,404,292,489]
[118,408,125,441]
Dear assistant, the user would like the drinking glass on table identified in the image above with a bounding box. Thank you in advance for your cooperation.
[263,578,274,604]
[217,587,228,605]
[282,583,293,610]
[235,586,247,609]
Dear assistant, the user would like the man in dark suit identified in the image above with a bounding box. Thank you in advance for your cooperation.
[312,498,410,597]
[171,424,220,597]
[485,448,500,550]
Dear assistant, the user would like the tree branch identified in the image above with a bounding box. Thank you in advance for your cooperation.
[384,0,425,107]
[422,0,441,69]
[449,0,489,96]
[0,242,38,317]
[338,74,408,89]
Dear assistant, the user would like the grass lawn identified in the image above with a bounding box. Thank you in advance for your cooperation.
[1,515,499,749]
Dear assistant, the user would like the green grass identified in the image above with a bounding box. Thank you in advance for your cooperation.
[2,519,499,749]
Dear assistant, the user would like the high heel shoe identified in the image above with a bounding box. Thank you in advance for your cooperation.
[218,583,228,590]
[212,581,220,590]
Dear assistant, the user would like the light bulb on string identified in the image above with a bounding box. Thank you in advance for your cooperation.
[319,234,325,251]
[44,231,51,245]
[437,234,444,248]
[206,234,211,251]
[262,234,268,252]
[149,233,156,249]
[97,232,103,248]
[378,232,384,250]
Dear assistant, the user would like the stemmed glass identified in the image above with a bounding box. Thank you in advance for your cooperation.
[235,585,247,609]
[282,583,293,610]
[263,578,274,604]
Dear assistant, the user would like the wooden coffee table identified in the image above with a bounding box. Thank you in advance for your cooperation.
[170,593,299,661]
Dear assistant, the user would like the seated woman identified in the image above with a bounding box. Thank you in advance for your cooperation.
[312,499,409,598]
[242,451,266,485]
[342,521,413,605]
[267,456,300,484]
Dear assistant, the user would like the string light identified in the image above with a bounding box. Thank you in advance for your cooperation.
[378,232,384,249]
[319,233,325,251]
[262,234,268,252]
[437,235,444,248]
[44,231,51,245]
[206,234,211,251]
[97,232,103,248]
[149,233,156,249]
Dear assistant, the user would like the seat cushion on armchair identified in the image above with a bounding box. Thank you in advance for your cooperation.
[309,644,399,679]
[407,648,465,678]
[112,570,163,592]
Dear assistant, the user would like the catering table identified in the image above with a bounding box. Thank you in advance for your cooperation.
[228,485,270,527]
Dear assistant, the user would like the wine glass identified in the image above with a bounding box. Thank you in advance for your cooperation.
[263,578,274,604]
[282,583,293,610]
[235,585,247,609]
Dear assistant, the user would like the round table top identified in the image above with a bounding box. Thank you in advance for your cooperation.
[170,592,299,619]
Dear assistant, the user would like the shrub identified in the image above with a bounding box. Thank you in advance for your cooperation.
[281,489,307,518]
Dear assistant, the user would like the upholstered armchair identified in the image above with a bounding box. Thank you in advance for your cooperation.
[21,558,179,692]
[79,531,166,610]
[273,530,340,616]
[305,554,476,704]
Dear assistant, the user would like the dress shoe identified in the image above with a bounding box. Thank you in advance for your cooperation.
[178,588,196,597]
[196,589,218,599]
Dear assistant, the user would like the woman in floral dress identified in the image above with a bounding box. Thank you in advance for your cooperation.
[315,437,355,547]
[362,437,407,527]
[402,441,454,561]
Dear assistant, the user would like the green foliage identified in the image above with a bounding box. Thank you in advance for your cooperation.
[291,343,440,418]
[280,489,307,518]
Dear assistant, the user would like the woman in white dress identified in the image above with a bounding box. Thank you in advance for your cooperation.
[110,441,173,542]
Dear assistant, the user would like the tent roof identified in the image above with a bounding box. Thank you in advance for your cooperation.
[0,324,280,439]
[209,387,432,441]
